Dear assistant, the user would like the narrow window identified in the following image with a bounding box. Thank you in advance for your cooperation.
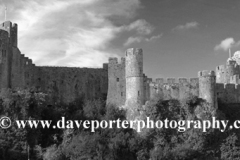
[121,92,123,96]
[138,91,140,96]
[116,78,119,82]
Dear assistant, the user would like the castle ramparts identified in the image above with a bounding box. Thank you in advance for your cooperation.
[1,20,240,116]
[0,21,108,104]
[107,46,240,116]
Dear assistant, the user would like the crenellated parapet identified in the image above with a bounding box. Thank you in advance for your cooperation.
[2,20,240,109]
[216,83,240,103]
[0,21,18,47]
[149,77,199,101]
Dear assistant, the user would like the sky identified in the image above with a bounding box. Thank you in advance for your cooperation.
[1,0,240,80]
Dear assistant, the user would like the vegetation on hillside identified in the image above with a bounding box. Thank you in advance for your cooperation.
[0,89,240,160]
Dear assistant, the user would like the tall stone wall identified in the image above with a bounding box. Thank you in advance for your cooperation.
[216,83,240,104]
[4,20,240,109]
[2,43,108,104]
[0,21,108,104]
[0,29,11,88]
[10,48,36,89]
[149,78,199,101]
[143,75,151,103]
[31,66,108,104]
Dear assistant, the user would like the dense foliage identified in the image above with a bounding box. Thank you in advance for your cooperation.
[0,89,240,160]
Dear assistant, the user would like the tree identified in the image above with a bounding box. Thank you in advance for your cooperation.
[0,89,46,160]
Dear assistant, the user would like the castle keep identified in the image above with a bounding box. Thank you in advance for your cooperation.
[0,21,239,112]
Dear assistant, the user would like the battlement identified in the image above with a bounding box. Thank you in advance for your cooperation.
[149,77,200,100]
[198,70,215,77]
[149,81,157,87]
[28,59,33,64]
[1,20,240,115]
[216,83,240,90]
[216,83,240,103]
[0,21,18,47]
[155,77,199,85]
[125,48,143,78]
[216,65,225,71]
[109,57,118,64]
[125,48,143,57]
[108,57,125,65]
[0,21,12,34]
[227,59,236,65]
[147,78,152,83]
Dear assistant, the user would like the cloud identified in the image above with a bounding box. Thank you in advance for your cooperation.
[122,19,160,46]
[124,37,142,46]
[124,34,162,46]
[145,34,162,42]
[0,0,142,67]
[172,21,199,31]
[124,19,154,35]
[214,37,239,51]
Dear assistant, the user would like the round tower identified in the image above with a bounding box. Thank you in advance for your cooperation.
[198,70,217,109]
[125,48,144,120]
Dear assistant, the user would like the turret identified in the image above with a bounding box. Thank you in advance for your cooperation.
[125,48,144,120]
[0,21,18,47]
[198,70,217,109]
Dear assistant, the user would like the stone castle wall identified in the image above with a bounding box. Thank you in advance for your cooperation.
[0,21,108,104]
[2,20,240,108]
[106,57,125,106]
[107,49,240,109]
[106,53,151,107]
[32,66,108,103]
[149,77,199,101]
[216,60,240,84]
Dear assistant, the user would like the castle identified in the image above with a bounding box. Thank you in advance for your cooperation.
[0,21,239,116]
[0,21,108,104]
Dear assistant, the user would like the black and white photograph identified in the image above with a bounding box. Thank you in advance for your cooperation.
[0,0,240,160]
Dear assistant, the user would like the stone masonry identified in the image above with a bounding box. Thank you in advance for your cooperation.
[0,21,108,104]
[0,21,239,116]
